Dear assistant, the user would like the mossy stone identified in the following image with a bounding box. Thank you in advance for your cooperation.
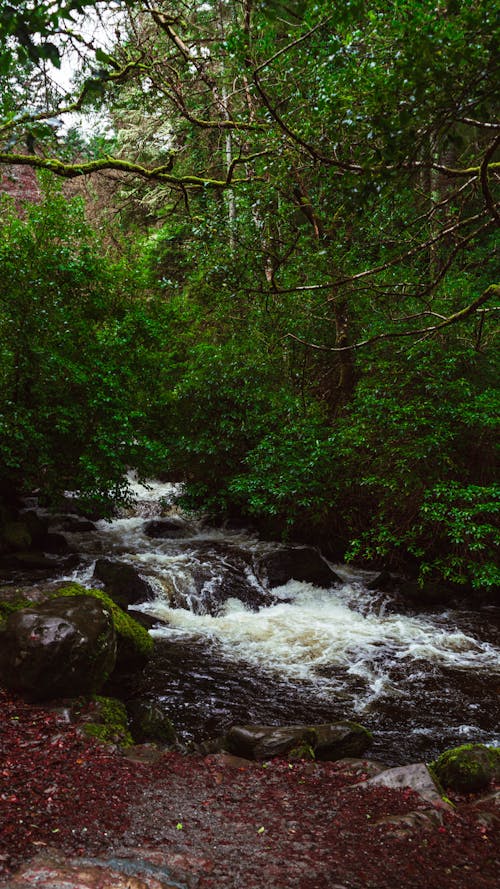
[432,744,500,793]
[82,695,134,747]
[53,583,154,671]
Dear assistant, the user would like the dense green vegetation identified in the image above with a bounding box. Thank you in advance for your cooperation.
[0,1,498,593]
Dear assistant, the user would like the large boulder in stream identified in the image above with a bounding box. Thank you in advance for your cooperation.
[224,722,372,761]
[256,546,341,589]
[0,595,116,700]
[93,558,155,609]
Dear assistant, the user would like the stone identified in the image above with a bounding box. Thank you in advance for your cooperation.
[225,722,372,761]
[0,595,116,700]
[93,558,155,609]
[363,762,451,809]
[8,851,181,888]
[432,744,500,793]
[2,519,31,550]
[256,546,341,589]
[128,700,177,744]
[144,517,192,539]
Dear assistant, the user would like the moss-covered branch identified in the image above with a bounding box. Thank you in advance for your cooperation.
[0,152,251,189]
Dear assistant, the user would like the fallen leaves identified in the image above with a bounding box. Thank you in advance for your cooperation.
[1,687,499,889]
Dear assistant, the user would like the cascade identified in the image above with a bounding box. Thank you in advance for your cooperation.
[54,477,500,763]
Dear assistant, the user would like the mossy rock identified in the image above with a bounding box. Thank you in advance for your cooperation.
[128,700,177,745]
[2,520,32,550]
[82,695,134,748]
[0,597,33,628]
[226,722,372,761]
[53,583,154,671]
[432,744,500,793]
[0,595,116,700]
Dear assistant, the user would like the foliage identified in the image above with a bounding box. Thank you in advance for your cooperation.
[0,2,498,594]
[0,181,167,506]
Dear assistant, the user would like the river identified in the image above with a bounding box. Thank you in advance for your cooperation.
[57,477,499,765]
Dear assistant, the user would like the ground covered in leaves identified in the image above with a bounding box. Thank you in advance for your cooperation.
[0,688,498,888]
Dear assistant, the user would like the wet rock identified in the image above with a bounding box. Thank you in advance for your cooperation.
[50,514,97,532]
[2,519,32,550]
[256,546,341,589]
[144,517,192,539]
[363,762,451,809]
[41,531,70,554]
[432,743,500,793]
[0,595,116,700]
[128,700,177,744]
[367,570,400,592]
[224,721,372,761]
[0,551,79,574]
[93,558,155,609]
[8,851,183,889]
[169,542,272,614]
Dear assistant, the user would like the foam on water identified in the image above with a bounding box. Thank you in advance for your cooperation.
[134,579,500,711]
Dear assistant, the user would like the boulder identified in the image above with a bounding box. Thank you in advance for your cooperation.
[225,722,372,761]
[21,510,50,545]
[144,517,192,539]
[0,595,116,700]
[0,551,79,574]
[256,546,341,589]
[363,763,450,809]
[52,584,154,673]
[93,558,155,609]
[41,532,70,554]
[432,744,500,793]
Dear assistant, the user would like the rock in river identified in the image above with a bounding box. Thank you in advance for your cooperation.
[0,595,116,700]
[224,722,372,761]
[256,546,341,589]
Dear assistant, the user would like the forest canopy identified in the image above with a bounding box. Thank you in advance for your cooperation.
[0,1,498,592]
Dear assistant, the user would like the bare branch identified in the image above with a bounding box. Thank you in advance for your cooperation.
[286,285,500,352]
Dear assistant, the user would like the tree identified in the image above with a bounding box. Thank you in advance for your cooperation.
[0,1,498,589]
[0,180,168,504]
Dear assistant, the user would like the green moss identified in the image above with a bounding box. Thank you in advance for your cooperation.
[431,743,500,793]
[288,742,316,761]
[82,695,133,747]
[0,597,33,628]
[53,583,154,659]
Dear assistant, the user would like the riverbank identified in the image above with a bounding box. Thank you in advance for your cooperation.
[1,688,498,889]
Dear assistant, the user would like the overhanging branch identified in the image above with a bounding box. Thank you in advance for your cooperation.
[0,152,250,189]
[286,285,500,352]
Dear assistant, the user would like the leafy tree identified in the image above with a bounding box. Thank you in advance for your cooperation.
[0,1,498,591]
[0,180,167,505]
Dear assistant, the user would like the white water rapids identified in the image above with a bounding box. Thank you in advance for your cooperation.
[60,477,499,762]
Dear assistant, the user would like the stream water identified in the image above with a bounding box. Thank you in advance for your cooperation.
[57,478,499,765]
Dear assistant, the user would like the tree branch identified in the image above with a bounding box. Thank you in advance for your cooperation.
[0,152,251,189]
[286,285,500,352]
